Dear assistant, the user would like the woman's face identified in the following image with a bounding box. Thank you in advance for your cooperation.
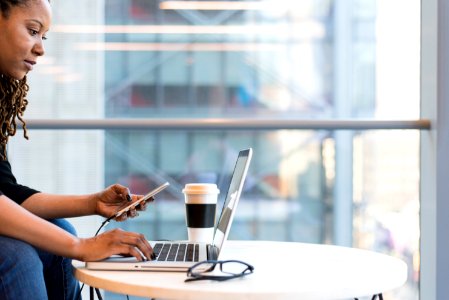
[0,0,51,80]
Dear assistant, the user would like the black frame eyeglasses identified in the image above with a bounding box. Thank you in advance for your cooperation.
[185,260,254,282]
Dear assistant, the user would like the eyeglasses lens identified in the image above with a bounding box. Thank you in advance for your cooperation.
[220,261,250,275]
[186,260,253,282]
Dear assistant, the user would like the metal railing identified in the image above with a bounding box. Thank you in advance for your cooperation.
[25,118,431,131]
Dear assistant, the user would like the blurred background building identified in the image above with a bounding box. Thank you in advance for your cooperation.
[8,0,421,299]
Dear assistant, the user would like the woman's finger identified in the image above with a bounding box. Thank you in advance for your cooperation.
[111,184,131,202]
[136,200,147,211]
[115,213,128,222]
[118,232,153,260]
[128,209,138,218]
[117,244,146,261]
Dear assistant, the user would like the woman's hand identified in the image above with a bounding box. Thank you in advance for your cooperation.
[93,184,149,221]
[74,228,154,262]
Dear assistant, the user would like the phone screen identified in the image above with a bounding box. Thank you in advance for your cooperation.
[115,182,169,217]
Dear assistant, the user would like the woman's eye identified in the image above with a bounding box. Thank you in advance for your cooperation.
[29,29,47,41]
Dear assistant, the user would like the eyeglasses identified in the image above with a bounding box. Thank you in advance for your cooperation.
[185,260,254,282]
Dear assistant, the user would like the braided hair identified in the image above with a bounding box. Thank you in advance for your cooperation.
[0,75,29,160]
[0,0,49,159]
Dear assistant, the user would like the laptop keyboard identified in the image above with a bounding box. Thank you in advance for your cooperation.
[153,243,200,262]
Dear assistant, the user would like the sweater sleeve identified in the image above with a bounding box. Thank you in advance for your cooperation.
[0,160,40,204]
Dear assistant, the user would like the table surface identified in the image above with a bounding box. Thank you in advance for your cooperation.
[73,240,408,300]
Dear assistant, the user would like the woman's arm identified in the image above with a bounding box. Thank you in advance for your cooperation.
[0,160,144,220]
[21,192,97,219]
[0,195,153,261]
[0,194,79,256]
[21,184,144,220]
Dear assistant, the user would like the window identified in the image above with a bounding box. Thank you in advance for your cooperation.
[9,0,424,299]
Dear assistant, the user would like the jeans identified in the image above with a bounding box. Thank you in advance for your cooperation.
[0,219,81,300]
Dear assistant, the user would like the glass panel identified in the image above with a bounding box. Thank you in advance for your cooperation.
[26,0,419,119]
[7,0,421,299]
[9,129,419,299]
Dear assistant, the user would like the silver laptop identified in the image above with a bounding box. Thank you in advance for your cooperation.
[86,148,252,271]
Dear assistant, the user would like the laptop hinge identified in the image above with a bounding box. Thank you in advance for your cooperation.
[207,244,219,260]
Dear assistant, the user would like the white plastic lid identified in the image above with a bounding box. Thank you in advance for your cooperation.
[182,183,220,195]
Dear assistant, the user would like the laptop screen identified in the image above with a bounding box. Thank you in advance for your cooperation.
[212,148,252,252]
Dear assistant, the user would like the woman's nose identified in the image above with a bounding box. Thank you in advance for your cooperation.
[33,39,45,57]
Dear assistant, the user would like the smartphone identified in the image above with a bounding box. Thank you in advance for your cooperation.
[114,182,169,218]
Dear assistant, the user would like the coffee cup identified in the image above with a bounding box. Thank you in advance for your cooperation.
[182,183,220,243]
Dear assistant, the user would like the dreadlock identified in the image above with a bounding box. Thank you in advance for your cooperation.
[0,75,30,160]
[0,0,51,160]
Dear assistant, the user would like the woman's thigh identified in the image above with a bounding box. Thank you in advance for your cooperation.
[0,235,48,300]
[0,219,80,300]
[36,219,80,300]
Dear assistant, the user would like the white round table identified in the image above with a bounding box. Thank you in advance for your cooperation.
[73,240,407,300]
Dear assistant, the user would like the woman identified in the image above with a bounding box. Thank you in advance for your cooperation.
[0,0,154,299]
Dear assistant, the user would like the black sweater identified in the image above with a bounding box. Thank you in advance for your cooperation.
[0,160,39,204]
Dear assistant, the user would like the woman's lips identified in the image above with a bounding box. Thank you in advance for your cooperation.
[24,60,36,71]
